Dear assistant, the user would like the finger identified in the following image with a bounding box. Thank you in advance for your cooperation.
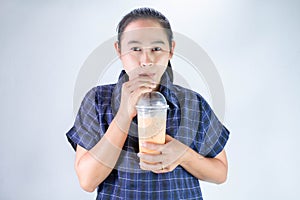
[152,168,168,174]
[152,163,172,173]
[131,75,157,86]
[138,153,163,163]
[124,87,153,115]
[125,79,156,93]
[141,142,165,152]
[139,160,163,171]
[129,86,154,105]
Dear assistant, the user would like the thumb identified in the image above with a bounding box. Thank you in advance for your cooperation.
[165,134,173,143]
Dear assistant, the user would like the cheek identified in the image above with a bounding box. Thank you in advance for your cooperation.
[120,54,139,70]
[156,54,170,66]
[159,65,168,74]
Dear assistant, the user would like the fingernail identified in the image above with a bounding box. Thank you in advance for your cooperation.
[141,142,147,147]
[137,153,141,157]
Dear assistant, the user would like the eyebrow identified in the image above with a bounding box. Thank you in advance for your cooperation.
[151,40,166,45]
[127,40,142,45]
[127,40,166,45]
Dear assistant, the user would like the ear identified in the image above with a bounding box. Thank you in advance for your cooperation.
[169,40,176,59]
[114,41,121,57]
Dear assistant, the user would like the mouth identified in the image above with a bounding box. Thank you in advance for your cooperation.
[139,73,156,77]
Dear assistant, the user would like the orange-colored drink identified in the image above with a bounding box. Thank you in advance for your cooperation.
[138,116,166,154]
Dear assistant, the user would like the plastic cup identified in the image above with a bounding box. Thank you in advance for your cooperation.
[136,92,169,154]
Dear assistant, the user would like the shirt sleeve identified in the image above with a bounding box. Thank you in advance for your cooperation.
[66,87,102,151]
[194,96,230,158]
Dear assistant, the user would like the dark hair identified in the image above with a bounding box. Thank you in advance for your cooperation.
[117,7,174,81]
[116,7,173,49]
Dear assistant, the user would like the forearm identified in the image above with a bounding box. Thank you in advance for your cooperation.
[180,148,228,184]
[75,112,131,192]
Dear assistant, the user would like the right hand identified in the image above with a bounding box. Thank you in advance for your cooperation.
[118,74,157,120]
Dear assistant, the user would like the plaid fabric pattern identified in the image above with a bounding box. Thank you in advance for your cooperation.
[66,68,230,200]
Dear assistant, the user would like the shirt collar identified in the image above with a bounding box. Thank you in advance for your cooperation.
[158,67,179,109]
[111,70,127,116]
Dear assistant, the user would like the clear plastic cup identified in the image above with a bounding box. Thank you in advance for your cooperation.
[136,91,169,154]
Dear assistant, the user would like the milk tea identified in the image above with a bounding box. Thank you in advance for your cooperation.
[138,114,166,154]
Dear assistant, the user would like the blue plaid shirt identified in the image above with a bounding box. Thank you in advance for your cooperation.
[66,69,230,200]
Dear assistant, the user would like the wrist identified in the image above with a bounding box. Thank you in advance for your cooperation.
[118,104,136,120]
[179,147,192,166]
[114,111,132,134]
[180,148,205,167]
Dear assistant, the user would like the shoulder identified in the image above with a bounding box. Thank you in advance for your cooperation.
[80,84,116,106]
[94,83,116,96]
[172,84,204,102]
[92,83,117,104]
[84,84,116,97]
[171,84,213,112]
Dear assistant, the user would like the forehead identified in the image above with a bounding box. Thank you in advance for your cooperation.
[124,19,162,31]
[121,19,169,45]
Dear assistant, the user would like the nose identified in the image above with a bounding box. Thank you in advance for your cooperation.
[140,49,153,67]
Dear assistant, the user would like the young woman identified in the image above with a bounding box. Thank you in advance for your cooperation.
[66,7,230,200]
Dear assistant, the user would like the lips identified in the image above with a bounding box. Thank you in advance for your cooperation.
[139,73,155,77]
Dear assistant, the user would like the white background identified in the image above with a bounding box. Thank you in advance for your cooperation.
[1,0,299,199]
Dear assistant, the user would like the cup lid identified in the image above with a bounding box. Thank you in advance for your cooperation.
[136,91,169,110]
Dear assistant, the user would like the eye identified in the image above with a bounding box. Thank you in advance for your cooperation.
[152,47,162,51]
[131,47,141,51]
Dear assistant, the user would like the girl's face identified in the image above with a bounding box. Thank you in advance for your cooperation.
[115,19,175,82]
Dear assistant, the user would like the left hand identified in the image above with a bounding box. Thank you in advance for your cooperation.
[138,135,189,173]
